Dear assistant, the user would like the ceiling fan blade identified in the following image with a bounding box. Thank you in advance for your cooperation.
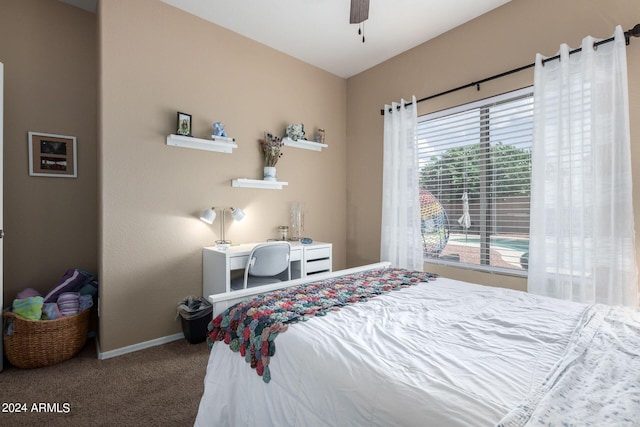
[350,0,370,24]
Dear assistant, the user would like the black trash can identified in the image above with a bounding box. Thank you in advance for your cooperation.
[177,296,213,344]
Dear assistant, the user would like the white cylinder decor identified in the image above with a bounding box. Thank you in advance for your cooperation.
[263,166,276,181]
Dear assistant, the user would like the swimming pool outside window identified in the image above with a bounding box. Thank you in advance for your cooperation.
[418,87,533,274]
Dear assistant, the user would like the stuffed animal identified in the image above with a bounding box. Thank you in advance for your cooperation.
[212,122,227,137]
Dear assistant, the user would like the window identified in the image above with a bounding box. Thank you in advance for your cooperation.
[418,87,533,274]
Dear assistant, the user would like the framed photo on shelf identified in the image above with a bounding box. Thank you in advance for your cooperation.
[28,132,77,178]
[176,111,192,136]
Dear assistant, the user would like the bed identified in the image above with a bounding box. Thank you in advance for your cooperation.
[195,262,640,426]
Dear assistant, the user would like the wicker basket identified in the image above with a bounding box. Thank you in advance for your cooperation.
[2,309,90,369]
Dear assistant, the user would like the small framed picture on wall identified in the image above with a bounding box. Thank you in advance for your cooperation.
[177,111,192,136]
[28,132,77,178]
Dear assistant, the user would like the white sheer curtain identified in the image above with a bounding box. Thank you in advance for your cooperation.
[528,26,638,306]
[381,96,423,271]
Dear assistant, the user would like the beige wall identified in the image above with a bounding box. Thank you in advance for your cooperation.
[347,0,640,292]
[0,1,98,300]
[98,0,347,351]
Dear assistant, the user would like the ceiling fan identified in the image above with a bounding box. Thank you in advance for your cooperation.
[350,0,370,43]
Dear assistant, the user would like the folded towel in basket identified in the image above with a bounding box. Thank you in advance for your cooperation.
[79,295,93,312]
[16,288,42,299]
[57,292,80,317]
[42,303,62,320]
[12,296,44,321]
[44,269,94,303]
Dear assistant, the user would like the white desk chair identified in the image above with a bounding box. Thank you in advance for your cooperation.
[231,242,291,290]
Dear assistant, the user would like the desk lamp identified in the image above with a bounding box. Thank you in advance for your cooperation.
[200,206,245,245]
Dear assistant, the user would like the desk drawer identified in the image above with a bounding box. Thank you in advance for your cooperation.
[305,258,332,274]
[305,246,331,261]
[229,256,249,270]
[290,247,302,262]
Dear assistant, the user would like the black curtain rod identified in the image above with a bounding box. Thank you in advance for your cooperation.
[381,23,640,115]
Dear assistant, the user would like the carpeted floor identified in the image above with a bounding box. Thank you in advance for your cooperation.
[0,337,210,426]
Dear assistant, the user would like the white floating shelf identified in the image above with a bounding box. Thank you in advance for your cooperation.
[166,134,237,153]
[282,137,328,151]
[210,135,236,144]
[232,178,288,190]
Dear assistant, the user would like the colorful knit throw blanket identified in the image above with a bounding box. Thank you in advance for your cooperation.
[206,267,438,383]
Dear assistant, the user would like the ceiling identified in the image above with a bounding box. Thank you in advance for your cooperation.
[59,0,97,14]
[60,0,512,78]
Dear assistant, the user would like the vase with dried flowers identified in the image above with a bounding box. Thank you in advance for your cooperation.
[260,132,283,181]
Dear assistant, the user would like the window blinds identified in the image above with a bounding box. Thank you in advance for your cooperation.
[418,87,533,273]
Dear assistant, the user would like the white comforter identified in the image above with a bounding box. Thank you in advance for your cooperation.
[195,278,638,426]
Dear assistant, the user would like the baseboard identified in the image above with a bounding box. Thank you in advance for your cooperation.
[96,332,185,360]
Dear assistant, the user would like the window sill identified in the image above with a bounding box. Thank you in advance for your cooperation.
[424,258,528,279]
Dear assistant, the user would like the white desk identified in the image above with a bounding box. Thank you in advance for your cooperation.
[203,241,332,296]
